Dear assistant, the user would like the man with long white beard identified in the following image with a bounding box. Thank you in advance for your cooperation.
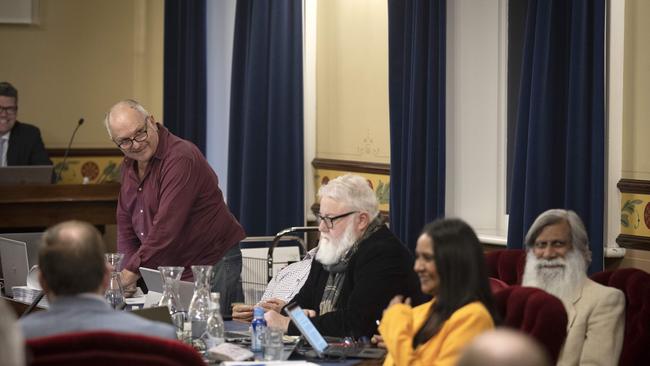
[265,174,423,338]
[522,209,625,366]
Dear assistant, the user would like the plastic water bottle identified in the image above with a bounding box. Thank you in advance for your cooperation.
[251,306,267,352]
[203,292,225,349]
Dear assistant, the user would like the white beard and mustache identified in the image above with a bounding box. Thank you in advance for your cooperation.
[522,248,588,302]
[315,222,359,266]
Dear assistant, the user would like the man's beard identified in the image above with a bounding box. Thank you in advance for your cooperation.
[522,248,587,302]
[316,223,359,266]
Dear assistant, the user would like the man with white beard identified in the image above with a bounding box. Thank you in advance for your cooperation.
[522,209,625,366]
[265,174,423,338]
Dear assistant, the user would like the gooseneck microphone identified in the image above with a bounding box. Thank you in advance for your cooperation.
[55,118,84,183]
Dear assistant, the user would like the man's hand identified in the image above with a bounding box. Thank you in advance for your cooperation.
[120,269,139,298]
[264,310,291,332]
[371,334,386,348]
[258,298,287,313]
[232,304,254,323]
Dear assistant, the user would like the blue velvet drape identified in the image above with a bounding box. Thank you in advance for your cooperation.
[507,0,605,273]
[227,0,304,236]
[163,0,207,154]
[388,0,446,252]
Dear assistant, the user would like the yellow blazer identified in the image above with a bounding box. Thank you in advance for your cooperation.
[379,300,494,366]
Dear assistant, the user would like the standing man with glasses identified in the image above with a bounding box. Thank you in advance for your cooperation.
[264,174,423,338]
[104,99,246,315]
[0,81,52,167]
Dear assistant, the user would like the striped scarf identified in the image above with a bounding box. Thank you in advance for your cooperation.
[319,218,383,315]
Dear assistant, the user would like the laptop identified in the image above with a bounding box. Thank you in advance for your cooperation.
[0,237,31,297]
[131,305,175,325]
[139,267,194,310]
[285,303,387,359]
[0,165,53,185]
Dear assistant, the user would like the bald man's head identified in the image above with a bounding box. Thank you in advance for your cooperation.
[457,329,550,366]
[39,221,107,296]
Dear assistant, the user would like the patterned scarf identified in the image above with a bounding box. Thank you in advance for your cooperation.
[319,218,383,315]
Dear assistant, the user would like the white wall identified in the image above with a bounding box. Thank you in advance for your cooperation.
[206,0,237,199]
[446,0,508,242]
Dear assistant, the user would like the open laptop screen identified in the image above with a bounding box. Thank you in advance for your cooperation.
[285,302,329,355]
[0,165,53,185]
[0,237,30,297]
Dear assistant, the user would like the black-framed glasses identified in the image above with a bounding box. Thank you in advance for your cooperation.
[114,118,149,150]
[0,106,17,115]
[316,211,358,229]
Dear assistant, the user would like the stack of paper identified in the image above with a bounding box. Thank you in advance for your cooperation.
[11,286,49,308]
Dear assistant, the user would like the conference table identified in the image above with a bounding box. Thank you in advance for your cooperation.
[225,320,384,366]
[0,183,120,230]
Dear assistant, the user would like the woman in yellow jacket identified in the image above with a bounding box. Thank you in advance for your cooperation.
[378,218,498,366]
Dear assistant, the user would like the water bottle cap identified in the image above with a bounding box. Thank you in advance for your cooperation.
[253,306,265,318]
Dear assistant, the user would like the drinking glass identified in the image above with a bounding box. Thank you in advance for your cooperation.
[262,327,285,361]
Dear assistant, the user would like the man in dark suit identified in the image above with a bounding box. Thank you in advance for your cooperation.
[0,81,51,166]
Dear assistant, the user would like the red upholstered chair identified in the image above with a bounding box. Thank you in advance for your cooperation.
[25,331,204,366]
[493,285,567,364]
[488,277,509,294]
[591,268,650,366]
[484,249,526,285]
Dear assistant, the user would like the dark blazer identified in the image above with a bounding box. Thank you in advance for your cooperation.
[287,225,425,338]
[7,121,52,165]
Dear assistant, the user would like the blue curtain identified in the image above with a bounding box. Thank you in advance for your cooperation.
[163,0,207,154]
[227,0,304,236]
[388,0,446,252]
[508,0,605,273]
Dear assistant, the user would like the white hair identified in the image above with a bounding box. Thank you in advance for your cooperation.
[318,174,379,220]
[524,209,592,266]
[522,248,587,301]
[104,99,150,138]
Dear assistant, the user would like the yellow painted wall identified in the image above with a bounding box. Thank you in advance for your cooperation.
[620,0,650,272]
[0,0,164,149]
[623,0,650,180]
[316,0,390,164]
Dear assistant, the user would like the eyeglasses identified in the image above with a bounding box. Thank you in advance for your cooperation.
[114,118,149,150]
[316,211,358,229]
[532,240,569,250]
[0,106,17,115]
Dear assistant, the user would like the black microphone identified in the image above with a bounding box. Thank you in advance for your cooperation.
[55,118,84,183]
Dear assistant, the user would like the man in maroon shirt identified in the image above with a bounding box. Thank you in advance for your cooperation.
[104,99,246,314]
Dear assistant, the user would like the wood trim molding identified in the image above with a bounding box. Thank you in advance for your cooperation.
[616,234,650,250]
[48,148,122,157]
[312,158,390,175]
[617,178,650,194]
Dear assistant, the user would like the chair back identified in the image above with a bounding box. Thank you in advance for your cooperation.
[484,249,526,285]
[493,285,567,364]
[26,331,203,366]
[488,277,509,293]
[591,268,650,366]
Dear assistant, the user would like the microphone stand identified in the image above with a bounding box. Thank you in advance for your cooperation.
[55,118,84,183]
